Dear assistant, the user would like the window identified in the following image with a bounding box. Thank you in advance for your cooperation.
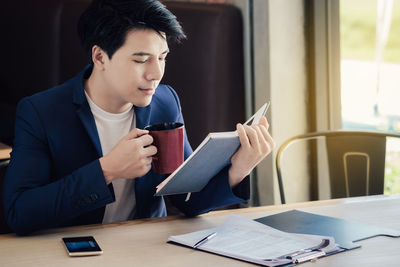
[340,0,400,194]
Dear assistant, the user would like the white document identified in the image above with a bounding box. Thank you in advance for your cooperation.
[168,214,338,266]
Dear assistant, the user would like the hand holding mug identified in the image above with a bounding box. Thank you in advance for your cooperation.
[99,128,157,184]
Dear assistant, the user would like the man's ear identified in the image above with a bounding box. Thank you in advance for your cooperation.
[91,45,108,70]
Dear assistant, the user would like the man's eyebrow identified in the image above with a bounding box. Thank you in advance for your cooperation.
[132,49,170,56]
[132,52,151,56]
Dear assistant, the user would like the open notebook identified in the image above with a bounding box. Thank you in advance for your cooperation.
[155,102,270,196]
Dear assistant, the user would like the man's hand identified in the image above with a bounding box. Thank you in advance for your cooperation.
[99,128,157,184]
[228,116,275,187]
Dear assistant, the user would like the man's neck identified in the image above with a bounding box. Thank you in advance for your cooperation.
[84,70,133,114]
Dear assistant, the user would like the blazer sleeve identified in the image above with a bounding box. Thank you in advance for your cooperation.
[2,98,114,235]
[164,86,250,216]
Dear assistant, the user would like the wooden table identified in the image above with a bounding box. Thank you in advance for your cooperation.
[1,194,399,266]
[0,142,11,160]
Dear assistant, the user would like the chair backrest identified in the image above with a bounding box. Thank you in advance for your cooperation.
[276,130,400,204]
[0,1,245,150]
[0,160,11,234]
[161,1,245,148]
[0,0,90,146]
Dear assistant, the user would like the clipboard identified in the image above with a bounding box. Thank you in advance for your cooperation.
[168,214,342,266]
[255,209,400,250]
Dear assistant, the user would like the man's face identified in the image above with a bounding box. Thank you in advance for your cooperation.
[102,29,169,107]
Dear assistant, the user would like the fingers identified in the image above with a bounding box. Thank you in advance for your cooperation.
[135,157,153,178]
[238,123,263,150]
[143,145,157,157]
[125,128,149,140]
[239,119,274,154]
[237,124,250,147]
[254,125,271,154]
[258,117,275,149]
[136,133,154,147]
[142,156,153,166]
[259,125,276,151]
[126,129,157,156]
[257,116,274,151]
[245,125,261,151]
[259,116,269,130]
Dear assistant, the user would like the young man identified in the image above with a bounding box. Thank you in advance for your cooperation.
[3,0,274,235]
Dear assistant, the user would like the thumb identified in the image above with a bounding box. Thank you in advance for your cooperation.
[125,128,149,140]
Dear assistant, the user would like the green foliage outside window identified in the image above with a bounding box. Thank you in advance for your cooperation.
[340,0,400,63]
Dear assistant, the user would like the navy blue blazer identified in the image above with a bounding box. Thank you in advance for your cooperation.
[3,66,249,235]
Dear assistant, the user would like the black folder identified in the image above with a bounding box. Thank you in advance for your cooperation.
[255,210,400,250]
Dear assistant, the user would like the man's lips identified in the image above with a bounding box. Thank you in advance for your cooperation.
[139,88,155,95]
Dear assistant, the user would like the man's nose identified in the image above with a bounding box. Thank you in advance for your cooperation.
[146,60,164,82]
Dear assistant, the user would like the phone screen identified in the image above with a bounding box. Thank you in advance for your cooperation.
[62,236,103,256]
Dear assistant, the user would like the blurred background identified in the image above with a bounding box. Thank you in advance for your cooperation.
[340,0,400,195]
[1,0,399,206]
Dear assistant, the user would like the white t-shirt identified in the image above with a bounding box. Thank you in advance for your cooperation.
[85,91,137,223]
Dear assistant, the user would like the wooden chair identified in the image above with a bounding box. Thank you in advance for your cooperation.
[276,130,400,204]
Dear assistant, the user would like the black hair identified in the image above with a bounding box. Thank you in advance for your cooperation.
[77,0,186,63]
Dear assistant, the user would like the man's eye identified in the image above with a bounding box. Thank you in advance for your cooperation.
[159,57,167,62]
[133,60,146,64]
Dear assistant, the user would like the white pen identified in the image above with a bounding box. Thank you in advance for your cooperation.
[193,232,217,249]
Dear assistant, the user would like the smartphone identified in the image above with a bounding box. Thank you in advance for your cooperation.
[62,236,103,257]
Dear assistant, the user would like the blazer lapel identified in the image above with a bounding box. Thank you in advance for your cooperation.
[134,105,152,129]
[76,104,103,157]
[72,65,102,157]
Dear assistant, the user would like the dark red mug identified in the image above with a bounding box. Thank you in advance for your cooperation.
[144,122,184,174]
